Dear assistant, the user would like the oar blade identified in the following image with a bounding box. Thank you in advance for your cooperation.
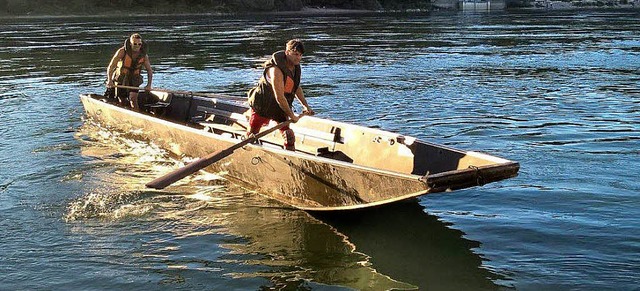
[145,160,202,189]
[145,148,231,189]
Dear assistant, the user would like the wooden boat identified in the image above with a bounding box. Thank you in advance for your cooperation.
[79,90,519,211]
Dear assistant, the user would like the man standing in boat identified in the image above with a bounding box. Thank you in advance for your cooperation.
[105,33,153,110]
[247,39,315,151]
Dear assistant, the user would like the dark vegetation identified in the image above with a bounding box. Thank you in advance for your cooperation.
[0,0,432,16]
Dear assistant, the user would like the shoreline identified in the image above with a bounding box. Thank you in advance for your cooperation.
[1,5,638,19]
[519,0,640,10]
[0,7,382,19]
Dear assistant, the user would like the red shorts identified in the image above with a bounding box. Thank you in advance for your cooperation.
[248,109,295,150]
[248,109,290,134]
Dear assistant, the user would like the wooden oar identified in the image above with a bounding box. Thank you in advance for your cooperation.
[114,85,246,102]
[115,84,190,95]
[145,118,297,189]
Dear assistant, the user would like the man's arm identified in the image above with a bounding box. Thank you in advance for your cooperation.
[143,55,153,90]
[294,86,314,115]
[268,67,298,122]
[106,48,124,88]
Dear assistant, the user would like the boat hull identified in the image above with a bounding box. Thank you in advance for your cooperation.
[80,94,435,210]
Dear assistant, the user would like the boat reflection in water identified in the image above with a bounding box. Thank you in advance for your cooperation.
[313,200,507,290]
[214,196,507,290]
[190,192,417,290]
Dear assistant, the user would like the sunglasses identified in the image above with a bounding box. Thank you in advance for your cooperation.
[133,42,142,46]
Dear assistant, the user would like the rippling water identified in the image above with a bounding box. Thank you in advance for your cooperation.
[1,10,639,290]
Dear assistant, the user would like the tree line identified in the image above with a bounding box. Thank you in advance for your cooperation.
[1,0,433,15]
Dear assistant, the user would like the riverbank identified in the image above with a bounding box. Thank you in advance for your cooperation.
[0,8,389,20]
[523,0,640,10]
[2,5,638,19]
[1,0,403,17]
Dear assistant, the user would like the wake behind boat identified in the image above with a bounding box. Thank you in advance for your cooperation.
[79,90,519,211]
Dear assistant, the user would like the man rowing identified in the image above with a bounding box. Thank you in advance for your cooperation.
[247,39,315,150]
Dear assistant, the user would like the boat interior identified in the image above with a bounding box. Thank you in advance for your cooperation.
[91,90,515,178]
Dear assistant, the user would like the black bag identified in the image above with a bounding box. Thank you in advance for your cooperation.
[104,87,115,99]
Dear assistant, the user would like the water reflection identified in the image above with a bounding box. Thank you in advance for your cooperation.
[71,120,412,289]
[192,202,418,290]
[315,200,508,290]
[71,119,501,290]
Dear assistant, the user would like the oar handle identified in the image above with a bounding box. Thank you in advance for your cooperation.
[114,85,247,102]
[115,85,171,93]
[145,117,302,190]
[114,85,145,90]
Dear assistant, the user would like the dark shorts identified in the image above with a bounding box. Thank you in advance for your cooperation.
[117,73,143,87]
[115,74,143,100]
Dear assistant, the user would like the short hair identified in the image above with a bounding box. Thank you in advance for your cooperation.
[286,39,304,54]
[130,33,142,40]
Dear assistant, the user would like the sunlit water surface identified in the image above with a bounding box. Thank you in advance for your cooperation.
[1,10,639,290]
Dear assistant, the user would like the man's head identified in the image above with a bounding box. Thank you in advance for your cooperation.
[130,33,143,52]
[285,39,304,66]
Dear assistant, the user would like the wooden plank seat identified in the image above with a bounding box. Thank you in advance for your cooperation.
[199,121,246,138]
[291,125,342,144]
[196,106,248,129]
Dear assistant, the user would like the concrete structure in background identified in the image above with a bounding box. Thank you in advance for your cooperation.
[432,0,506,10]
[459,0,506,10]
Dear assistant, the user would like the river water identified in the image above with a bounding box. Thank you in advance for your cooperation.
[1,10,639,290]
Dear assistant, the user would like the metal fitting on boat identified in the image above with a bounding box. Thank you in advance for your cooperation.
[469,165,485,186]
